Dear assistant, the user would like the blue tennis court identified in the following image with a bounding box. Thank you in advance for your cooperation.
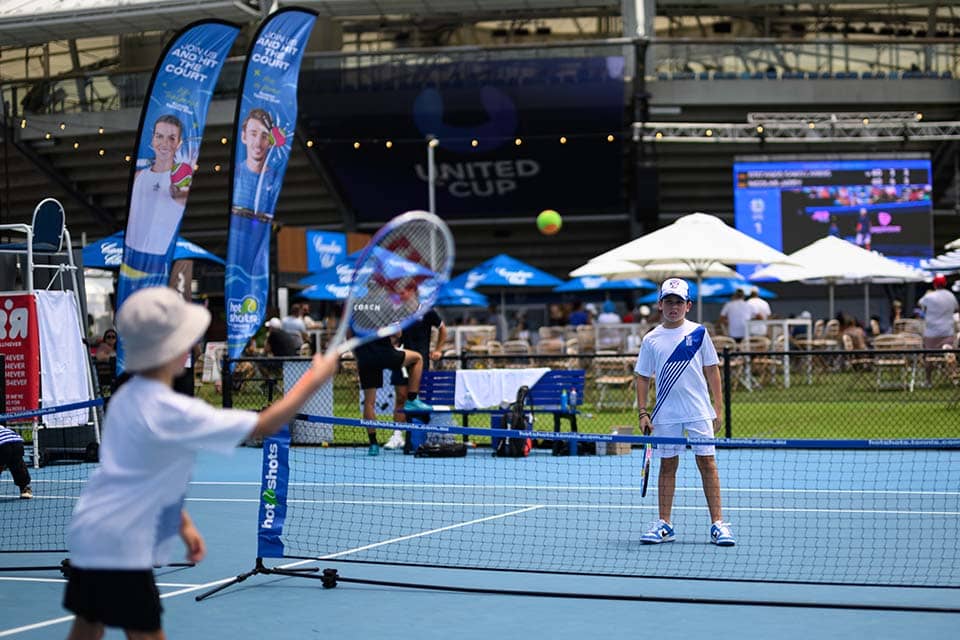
[2,437,958,639]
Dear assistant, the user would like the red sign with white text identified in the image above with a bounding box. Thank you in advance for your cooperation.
[0,294,40,416]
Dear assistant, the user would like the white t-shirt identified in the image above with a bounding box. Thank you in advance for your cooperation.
[720,299,753,339]
[126,168,184,255]
[282,315,307,334]
[747,297,771,335]
[919,289,959,338]
[634,320,719,425]
[68,377,257,569]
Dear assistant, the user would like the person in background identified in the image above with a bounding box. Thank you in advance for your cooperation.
[597,300,621,324]
[585,303,599,324]
[841,313,869,350]
[718,289,751,341]
[282,303,308,343]
[918,274,959,384]
[62,287,339,639]
[746,288,772,336]
[567,302,589,326]
[919,275,957,350]
[634,278,734,547]
[890,299,904,331]
[94,329,118,362]
[384,309,447,450]
[354,336,431,456]
[264,317,300,358]
[484,304,507,341]
[0,426,32,499]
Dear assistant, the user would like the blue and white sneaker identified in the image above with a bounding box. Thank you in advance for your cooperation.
[403,398,433,412]
[367,444,380,457]
[710,521,736,546]
[640,519,675,544]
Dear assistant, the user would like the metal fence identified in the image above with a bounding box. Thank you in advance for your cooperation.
[209,348,960,446]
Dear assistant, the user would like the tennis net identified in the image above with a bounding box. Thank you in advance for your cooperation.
[261,418,960,590]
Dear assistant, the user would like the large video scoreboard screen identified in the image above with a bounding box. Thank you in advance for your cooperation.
[733,156,933,268]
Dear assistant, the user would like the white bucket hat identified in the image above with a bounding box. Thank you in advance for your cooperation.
[116,286,211,372]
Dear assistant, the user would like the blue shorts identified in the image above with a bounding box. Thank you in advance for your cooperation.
[653,419,716,458]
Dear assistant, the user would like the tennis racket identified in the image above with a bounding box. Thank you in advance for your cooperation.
[325,210,455,357]
[640,440,653,497]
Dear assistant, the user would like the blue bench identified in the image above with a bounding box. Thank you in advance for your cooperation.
[417,369,586,434]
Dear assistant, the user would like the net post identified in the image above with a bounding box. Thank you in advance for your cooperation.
[722,346,732,437]
[222,354,232,408]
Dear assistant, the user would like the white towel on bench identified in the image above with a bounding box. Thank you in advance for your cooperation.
[454,368,550,410]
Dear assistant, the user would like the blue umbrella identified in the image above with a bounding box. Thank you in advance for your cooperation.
[554,275,657,293]
[299,282,351,301]
[435,286,489,307]
[451,254,563,289]
[451,254,563,337]
[636,279,777,304]
[82,231,224,268]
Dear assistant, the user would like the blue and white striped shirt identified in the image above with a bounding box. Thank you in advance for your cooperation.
[0,426,24,445]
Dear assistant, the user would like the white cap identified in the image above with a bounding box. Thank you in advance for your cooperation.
[659,277,690,302]
[265,317,282,330]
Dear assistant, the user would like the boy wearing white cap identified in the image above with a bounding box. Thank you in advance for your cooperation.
[633,278,735,546]
[63,287,340,639]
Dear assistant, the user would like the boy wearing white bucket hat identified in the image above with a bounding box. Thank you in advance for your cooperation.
[63,287,339,639]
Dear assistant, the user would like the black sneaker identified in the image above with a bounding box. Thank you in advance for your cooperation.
[20,485,33,499]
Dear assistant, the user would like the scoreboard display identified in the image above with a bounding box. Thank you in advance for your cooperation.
[734,156,933,269]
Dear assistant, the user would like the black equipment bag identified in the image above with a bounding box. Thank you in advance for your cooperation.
[495,385,532,457]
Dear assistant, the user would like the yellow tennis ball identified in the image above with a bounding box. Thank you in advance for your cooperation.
[537,209,562,235]
[321,441,329,448]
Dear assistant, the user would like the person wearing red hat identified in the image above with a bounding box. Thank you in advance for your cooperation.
[918,274,959,383]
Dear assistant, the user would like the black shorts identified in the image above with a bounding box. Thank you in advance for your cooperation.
[356,343,405,390]
[63,566,162,632]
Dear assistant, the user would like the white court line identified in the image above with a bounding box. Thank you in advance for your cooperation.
[0,576,201,588]
[0,506,544,637]
[277,505,545,569]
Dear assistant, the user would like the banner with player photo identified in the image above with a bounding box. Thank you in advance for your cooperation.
[225,8,317,362]
[116,19,239,370]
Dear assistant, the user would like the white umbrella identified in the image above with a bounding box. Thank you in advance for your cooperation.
[750,236,928,320]
[570,258,740,281]
[591,213,795,320]
[920,250,960,273]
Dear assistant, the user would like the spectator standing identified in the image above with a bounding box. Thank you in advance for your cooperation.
[597,300,621,325]
[919,274,959,351]
[719,290,752,341]
[746,288,772,336]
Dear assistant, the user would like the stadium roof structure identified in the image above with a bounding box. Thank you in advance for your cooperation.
[0,0,262,47]
[634,112,960,144]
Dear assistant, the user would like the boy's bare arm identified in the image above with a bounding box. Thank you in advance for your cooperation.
[635,374,652,433]
[703,364,723,434]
